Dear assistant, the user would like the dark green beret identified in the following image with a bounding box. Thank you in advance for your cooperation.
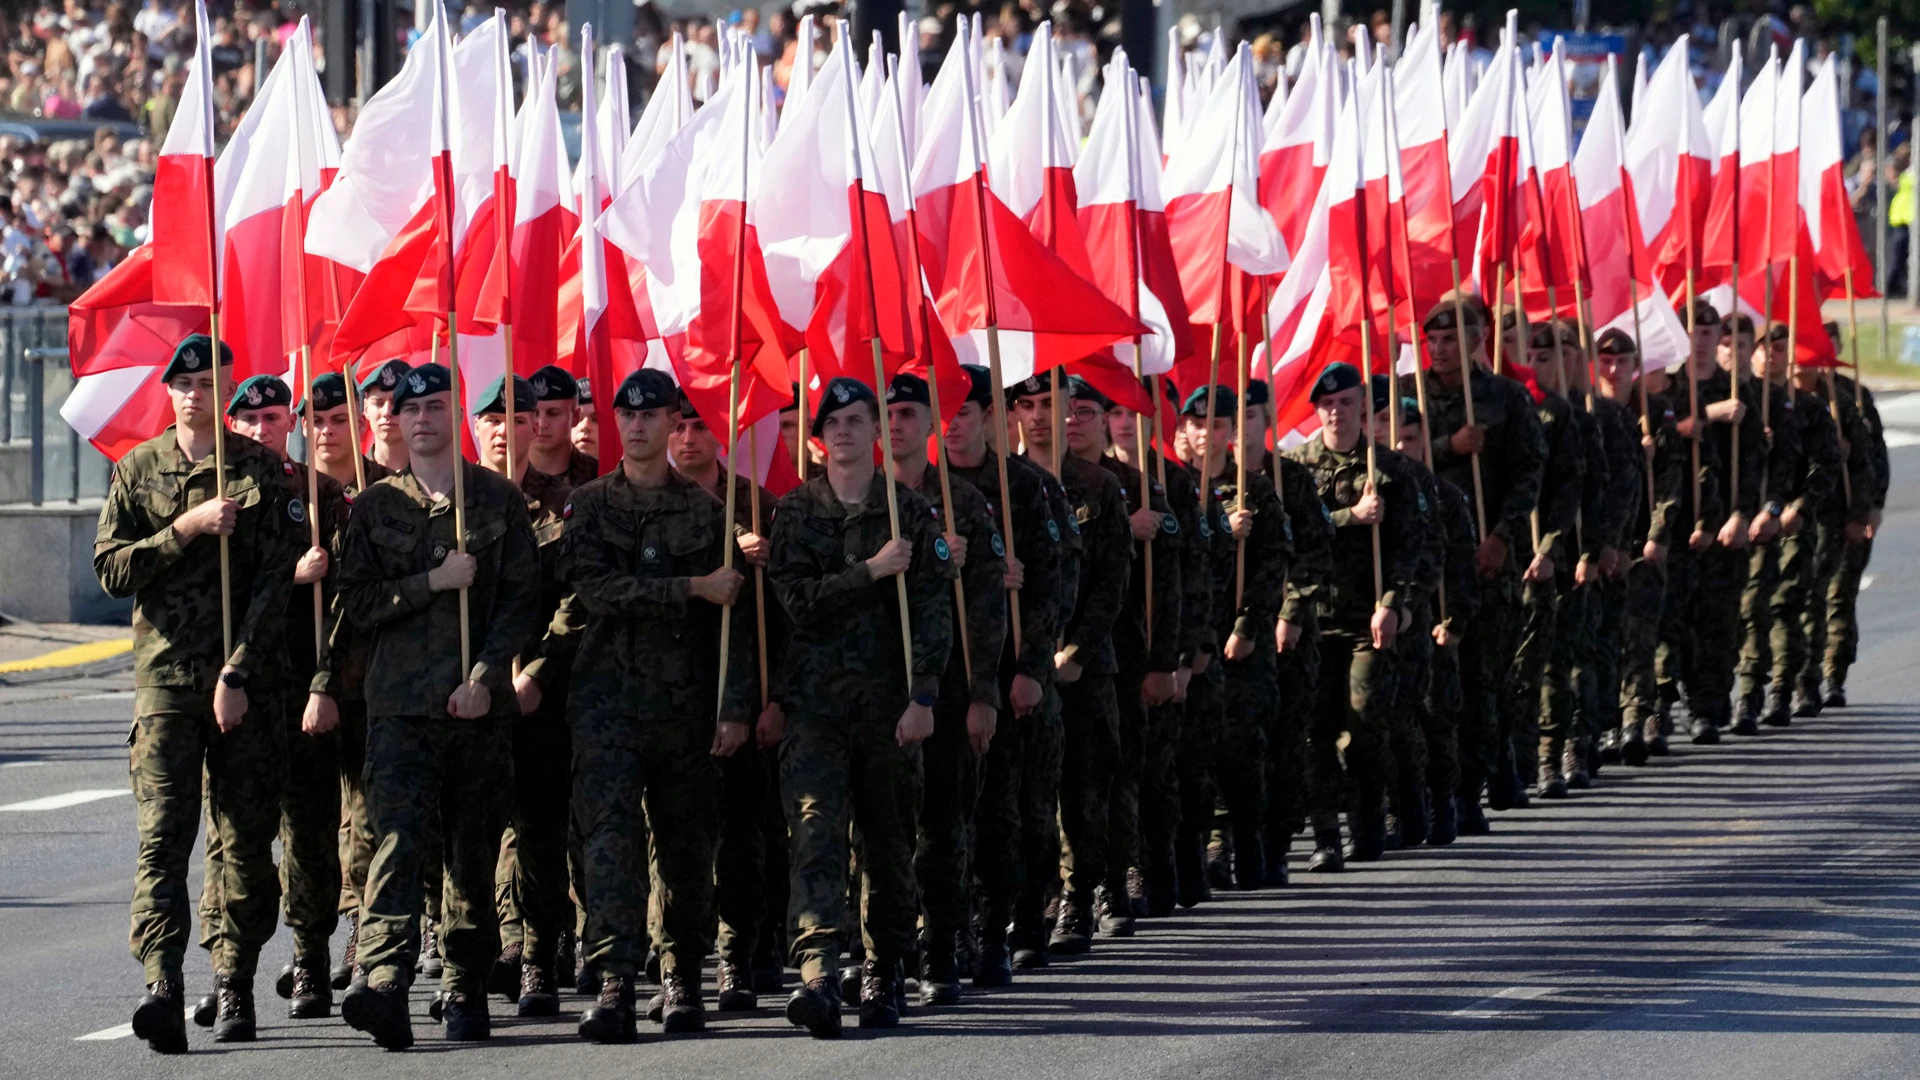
[391,362,452,406]
[960,364,993,407]
[1180,385,1236,418]
[297,372,350,416]
[886,372,930,408]
[1004,370,1058,405]
[1243,378,1270,408]
[226,374,291,416]
[1595,328,1638,356]
[528,365,578,402]
[161,333,233,383]
[812,376,878,437]
[1310,361,1362,403]
[1066,375,1112,410]
[612,369,676,412]
[474,374,535,415]
[357,358,411,395]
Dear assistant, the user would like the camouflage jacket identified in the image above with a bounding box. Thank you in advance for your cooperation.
[1618,391,1688,550]
[1587,395,1640,556]
[336,461,543,718]
[1053,453,1133,676]
[273,461,350,692]
[1785,385,1842,521]
[947,450,1064,685]
[908,466,1009,707]
[557,448,602,490]
[1159,454,1214,663]
[1097,454,1181,675]
[95,427,303,689]
[1432,472,1481,630]
[1533,391,1586,562]
[515,465,575,678]
[553,468,756,727]
[1399,456,1447,617]
[1828,373,1889,508]
[1197,458,1294,652]
[767,472,956,710]
[1409,366,1547,550]
[1804,383,1876,524]
[1674,368,1770,518]
[1022,455,1084,631]
[313,459,392,702]
[1283,437,1428,631]
[1276,454,1333,628]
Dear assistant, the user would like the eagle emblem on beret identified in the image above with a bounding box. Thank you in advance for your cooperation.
[408,373,428,394]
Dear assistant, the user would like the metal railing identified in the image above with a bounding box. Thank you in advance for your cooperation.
[0,306,109,507]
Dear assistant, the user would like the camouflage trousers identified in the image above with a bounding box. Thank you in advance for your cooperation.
[358,715,511,990]
[336,702,374,918]
[1104,668,1149,897]
[1507,576,1559,780]
[1613,557,1669,730]
[1307,625,1397,830]
[973,684,1063,942]
[1687,544,1750,721]
[1655,551,1702,717]
[1266,629,1318,848]
[782,709,922,983]
[197,689,339,964]
[1215,654,1273,873]
[1458,570,1519,803]
[1797,519,1848,698]
[133,688,285,984]
[1136,699,1182,884]
[1058,673,1120,903]
[718,743,789,967]
[1738,532,1812,697]
[1425,641,1464,798]
[1824,534,1873,687]
[493,704,576,966]
[1389,619,1442,816]
[1179,668,1223,868]
[1538,575,1591,761]
[573,713,718,979]
[915,697,979,946]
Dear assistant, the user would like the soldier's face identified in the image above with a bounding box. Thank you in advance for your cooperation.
[398,393,454,456]
[1106,408,1138,450]
[1689,323,1719,368]
[945,400,988,456]
[670,416,720,470]
[229,406,293,456]
[1426,326,1460,377]
[1181,414,1233,464]
[1717,332,1753,372]
[1368,404,1397,448]
[1398,421,1423,461]
[1064,400,1106,455]
[887,401,933,462]
[779,409,801,460]
[572,409,599,459]
[474,409,532,472]
[822,403,879,464]
[616,406,673,462]
[1241,405,1270,459]
[1315,387,1364,450]
[1013,394,1052,451]
[531,399,576,453]
[312,406,355,464]
[362,388,402,443]
[166,370,218,431]
[1595,352,1633,395]
[1757,337,1791,381]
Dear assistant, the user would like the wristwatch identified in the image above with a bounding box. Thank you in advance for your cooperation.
[219,669,249,690]
[912,694,935,708]
[1766,501,1785,518]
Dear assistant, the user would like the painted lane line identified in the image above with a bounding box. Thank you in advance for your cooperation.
[1,760,47,768]
[1883,430,1920,449]
[1861,574,1875,591]
[0,789,129,811]
[1451,985,1557,1019]
[75,1023,134,1041]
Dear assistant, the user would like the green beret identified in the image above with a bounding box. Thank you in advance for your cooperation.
[391,363,452,406]
[161,333,233,383]
[1004,370,1058,405]
[812,376,878,437]
[1594,328,1638,356]
[474,374,535,416]
[357,358,411,395]
[1066,375,1113,410]
[960,365,993,407]
[226,374,291,417]
[297,372,350,416]
[1180,385,1235,418]
[1243,378,1270,408]
[1310,361,1362,403]
[577,377,593,406]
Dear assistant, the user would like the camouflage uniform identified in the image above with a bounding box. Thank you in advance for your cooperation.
[947,450,1063,961]
[1387,457,1445,834]
[1407,367,1546,813]
[1796,380,1876,709]
[1425,473,1481,818]
[1822,374,1887,695]
[1607,391,1693,743]
[1269,455,1331,868]
[1138,451,1208,911]
[555,468,753,981]
[1734,379,1820,723]
[767,473,954,984]
[1095,454,1180,915]
[1282,438,1427,852]
[1680,367,1772,726]
[1538,391,1620,782]
[96,427,302,985]
[1510,384,1583,794]
[1198,460,1292,886]
[336,462,544,992]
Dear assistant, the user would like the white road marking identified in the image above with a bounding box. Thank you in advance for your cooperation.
[0,789,128,811]
[74,691,134,701]
[75,1023,133,1041]
[1451,985,1557,1018]
[1882,430,1920,449]
[1861,574,1875,591]
[0,760,46,768]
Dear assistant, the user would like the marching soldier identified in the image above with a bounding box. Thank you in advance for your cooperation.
[97,335,302,1053]
[1816,322,1889,706]
[1791,350,1876,717]
[357,358,413,474]
[768,376,954,1037]
[334,363,544,1049]
[572,377,600,463]
[558,369,753,1043]
[527,364,602,487]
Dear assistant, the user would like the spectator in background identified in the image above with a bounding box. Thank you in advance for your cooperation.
[83,73,132,121]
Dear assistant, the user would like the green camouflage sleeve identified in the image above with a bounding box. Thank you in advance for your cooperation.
[93,462,189,599]
[557,487,694,615]
[467,492,544,688]
[336,492,436,630]
[229,457,301,676]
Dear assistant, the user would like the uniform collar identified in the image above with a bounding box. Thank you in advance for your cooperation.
[805,470,888,518]
[606,464,691,511]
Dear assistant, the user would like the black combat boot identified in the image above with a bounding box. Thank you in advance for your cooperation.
[1536,753,1569,801]
[341,978,413,1050]
[288,959,333,1019]
[192,989,216,1028]
[1620,721,1649,765]
[857,958,902,1029]
[1305,828,1345,872]
[1823,672,1848,709]
[275,959,297,1000]
[716,960,758,1011]
[132,976,188,1055]
[1564,739,1591,790]
[1647,710,1673,755]
[442,982,491,1041]
[1125,866,1150,919]
[1048,893,1093,955]
[578,973,638,1043]
[919,940,963,1006]
[575,959,602,996]
[785,976,843,1039]
[518,959,560,1017]
[1426,794,1458,846]
[1205,836,1233,890]
[1486,747,1518,811]
[1597,728,1622,764]
[751,938,786,996]
[554,928,576,992]
[1010,909,1050,969]
[1457,794,1492,835]
[1143,851,1178,916]
[974,906,1013,988]
[658,968,706,1033]
[1761,686,1792,727]
[487,941,523,1003]
[1232,823,1267,888]
[1095,882,1135,937]
[418,922,443,979]
[1731,689,1763,736]
[331,912,359,991]
[1397,787,1431,847]
[1174,833,1210,907]
[211,973,256,1043]
[1345,810,1387,862]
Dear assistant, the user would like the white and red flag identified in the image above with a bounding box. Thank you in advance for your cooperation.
[1624,35,1714,300]
[150,0,218,311]
[1801,52,1877,303]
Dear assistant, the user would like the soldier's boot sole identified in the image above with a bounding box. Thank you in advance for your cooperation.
[577,1004,638,1044]
[212,1015,256,1043]
[784,992,843,1039]
[919,980,962,1007]
[275,962,296,999]
[132,992,188,1055]
[661,1004,706,1034]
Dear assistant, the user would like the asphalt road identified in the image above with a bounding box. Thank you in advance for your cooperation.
[6,411,1920,1080]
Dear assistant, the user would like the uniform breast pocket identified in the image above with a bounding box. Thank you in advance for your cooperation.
[465,518,509,557]
[133,480,180,525]
[665,522,714,571]
[368,520,423,575]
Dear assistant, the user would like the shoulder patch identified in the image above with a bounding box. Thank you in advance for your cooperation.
[933,536,951,561]
[1417,490,1428,513]
[1046,518,1061,543]
[562,502,573,520]
[1161,512,1178,535]
[1066,514,1081,535]
[1199,516,1212,538]
[287,498,306,524]
[990,532,1006,557]
[282,461,296,476]
[1320,503,1334,523]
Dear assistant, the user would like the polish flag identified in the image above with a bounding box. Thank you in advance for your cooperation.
[1801,53,1878,301]
[1448,20,1523,292]
[150,0,217,310]
[1521,41,1587,314]
[602,32,693,363]
[908,24,1142,385]
[451,15,516,340]
[1162,27,1190,161]
[599,57,799,444]
[60,361,176,461]
[484,35,570,374]
[1442,38,1477,132]
[1391,17,1459,329]
[567,31,616,472]
[1624,36,1713,299]
[1164,43,1290,330]
[1259,29,1333,260]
